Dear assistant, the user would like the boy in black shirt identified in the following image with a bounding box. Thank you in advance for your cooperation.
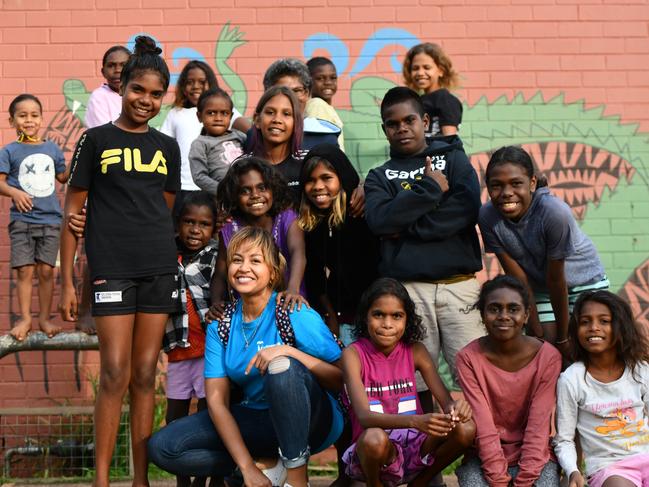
[364,87,484,392]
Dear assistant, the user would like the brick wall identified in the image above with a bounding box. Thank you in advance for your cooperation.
[1,1,648,408]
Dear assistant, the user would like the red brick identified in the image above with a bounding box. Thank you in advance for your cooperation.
[96,26,139,44]
[396,6,441,22]
[2,0,48,9]
[421,22,467,39]
[0,11,26,27]
[514,54,560,70]
[51,0,95,8]
[281,23,324,41]
[118,9,164,25]
[0,45,26,61]
[446,39,488,55]
[462,72,490,88]
[533,5,578,20]
[488,38,534,54]
[143,0,188,7]
[209,7,257,23]
[442,6,487,21]
[465,22,512,38]
[606,54,649,70]
[26,10,71,27]
[150,25,192,43]
[25,45,74,61]
[4,61,48,78]
[70,10,118,26]
[467,55,514,71]
[491,71,536,87]
[487,5,533,20]
[625,38,649,53]
[51,27,96,44]
[162,8,210,24]
[513,22,558,38]
[535,38,580,54]
[580,38,626,54]
[582,71,627,87]
[350,6,394,22]
[97,0,141,7]
[257,40,303,57]
[560,55,604,71]
[327,0,367,4]
[580,5,649,20]
[628,72,648,86]
[303,7,349,23]
[536,71,585,87]
[192,0,234,6]
[49,61,96,78]
[607,88,649,103]
[603,22,648,37]
[558,22,602,37]
[258,7,304,23]
[3,27,48,44]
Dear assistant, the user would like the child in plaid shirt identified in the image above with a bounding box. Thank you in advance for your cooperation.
[162,192,218,487]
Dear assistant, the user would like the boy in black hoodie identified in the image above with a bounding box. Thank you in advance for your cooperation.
[364,87,484,394]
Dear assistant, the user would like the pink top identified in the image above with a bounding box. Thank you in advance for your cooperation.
[346,338,422,442]
[456,339,561,487]
[85,84,122,128]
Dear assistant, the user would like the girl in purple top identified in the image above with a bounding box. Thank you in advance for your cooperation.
[341,278,475,487]
[213,156,307,310]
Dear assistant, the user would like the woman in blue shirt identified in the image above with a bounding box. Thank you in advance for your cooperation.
[149,226,344,487]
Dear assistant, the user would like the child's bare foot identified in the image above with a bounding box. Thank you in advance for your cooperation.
[10,318,32,341]
[39,319,62,338]
[75,317,96,335]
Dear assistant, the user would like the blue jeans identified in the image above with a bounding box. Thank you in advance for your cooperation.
[148,357,336,475]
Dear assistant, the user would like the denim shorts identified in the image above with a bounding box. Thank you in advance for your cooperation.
[91,273,179,316]
[9,220,60,268]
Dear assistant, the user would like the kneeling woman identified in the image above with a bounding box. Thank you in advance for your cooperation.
[149,227,344,487]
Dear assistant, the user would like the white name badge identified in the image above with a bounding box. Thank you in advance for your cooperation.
[95,291,123,303]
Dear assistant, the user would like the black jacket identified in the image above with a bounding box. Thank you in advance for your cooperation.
[364,136,482,281]
[301,144,379,319]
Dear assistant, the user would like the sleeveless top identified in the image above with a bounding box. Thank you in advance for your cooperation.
[347,338,422,441]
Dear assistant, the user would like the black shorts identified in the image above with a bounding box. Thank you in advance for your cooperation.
[91,274,180,316]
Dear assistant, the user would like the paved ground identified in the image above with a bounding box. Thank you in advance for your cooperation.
[1,477,460,487]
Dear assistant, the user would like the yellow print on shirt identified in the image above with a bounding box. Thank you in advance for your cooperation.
[595,407,646,439]
[100,148,167,175]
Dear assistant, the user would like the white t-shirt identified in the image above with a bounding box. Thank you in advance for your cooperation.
[161,106,241,191]
[554,361,649,477]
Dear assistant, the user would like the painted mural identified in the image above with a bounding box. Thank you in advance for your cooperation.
[16,21,648,367]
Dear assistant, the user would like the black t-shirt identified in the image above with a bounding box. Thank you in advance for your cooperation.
[421,89,463,138]
[274,154,303,205]
[69,123,181,280]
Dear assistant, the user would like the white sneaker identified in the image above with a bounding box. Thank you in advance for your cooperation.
[261,459,287,486]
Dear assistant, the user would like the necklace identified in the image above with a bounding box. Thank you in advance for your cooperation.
[241,319,263,349]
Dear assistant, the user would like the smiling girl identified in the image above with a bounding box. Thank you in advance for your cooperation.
[479,146,608,356]
[60,36,180,487]
[554,290,649,487]
[298,144,378,339]
[456,275,562,487]
[249,85,304,204]
[342,278,474,487]
[402,43,462,139]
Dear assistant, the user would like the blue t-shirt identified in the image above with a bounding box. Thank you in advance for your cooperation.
[0,141,66,224]
[204,293,344,448]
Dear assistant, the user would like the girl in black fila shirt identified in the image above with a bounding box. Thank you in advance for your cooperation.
[60,36,180,487]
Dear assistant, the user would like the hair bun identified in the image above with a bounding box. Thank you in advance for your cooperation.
[133,35,162,56]
[536,175,549,189]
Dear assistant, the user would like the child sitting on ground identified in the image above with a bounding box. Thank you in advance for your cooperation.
[0,94,70,341]
[342,278,475,487]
